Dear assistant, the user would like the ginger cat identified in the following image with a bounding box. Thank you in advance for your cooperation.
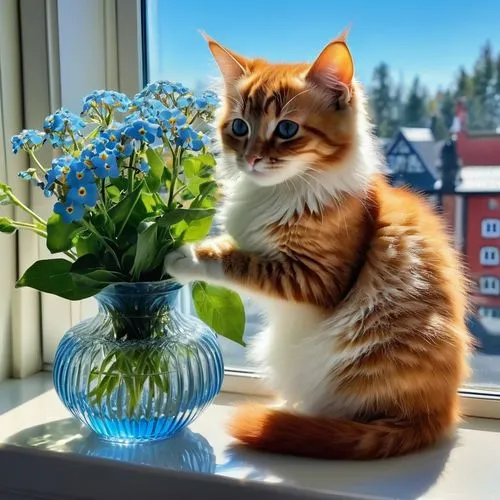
[164,33,471,460]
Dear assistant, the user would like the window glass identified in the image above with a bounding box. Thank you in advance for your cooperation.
[145,0,500,390]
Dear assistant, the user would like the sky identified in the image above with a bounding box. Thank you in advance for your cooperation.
[146,0,500,95]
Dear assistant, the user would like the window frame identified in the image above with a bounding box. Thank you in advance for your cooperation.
[480,276,500,295]
[481,218,500,238]
[30,0,500,421]
[480,246,500,266]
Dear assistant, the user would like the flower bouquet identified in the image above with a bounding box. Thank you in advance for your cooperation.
[0,81,245,442]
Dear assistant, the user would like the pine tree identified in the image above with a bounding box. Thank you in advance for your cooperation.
[470,41,496,130]
[404,77,428,127]
[370,62,398,137]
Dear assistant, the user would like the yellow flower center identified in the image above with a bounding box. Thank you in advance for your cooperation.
[78,187,86,196]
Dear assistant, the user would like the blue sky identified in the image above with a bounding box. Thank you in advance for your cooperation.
[146,0,500,94]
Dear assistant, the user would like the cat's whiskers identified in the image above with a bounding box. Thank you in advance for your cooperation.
[280,88,311,117]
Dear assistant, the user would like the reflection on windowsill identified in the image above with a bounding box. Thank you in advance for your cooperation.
[4,418,216,474]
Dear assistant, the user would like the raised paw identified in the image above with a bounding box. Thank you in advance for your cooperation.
[164,245,201,284]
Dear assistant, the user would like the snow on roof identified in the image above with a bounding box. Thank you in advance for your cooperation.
[400,127,435,143]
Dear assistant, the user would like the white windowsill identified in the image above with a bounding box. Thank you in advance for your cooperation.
[0,373,500,499]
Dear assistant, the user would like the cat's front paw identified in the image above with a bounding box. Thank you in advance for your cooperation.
[164,245,202,284]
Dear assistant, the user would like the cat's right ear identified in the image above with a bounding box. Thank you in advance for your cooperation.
[202,32,249,83]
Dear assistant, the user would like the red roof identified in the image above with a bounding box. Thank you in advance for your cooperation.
[454,101,500,166]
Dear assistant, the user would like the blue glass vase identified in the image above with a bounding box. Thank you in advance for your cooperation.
[53,281,224,443]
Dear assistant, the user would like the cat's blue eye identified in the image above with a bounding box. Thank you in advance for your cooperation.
[231,118,249,137]
[275,120,299,140]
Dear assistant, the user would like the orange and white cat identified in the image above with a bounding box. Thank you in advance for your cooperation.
[165,32,471,460]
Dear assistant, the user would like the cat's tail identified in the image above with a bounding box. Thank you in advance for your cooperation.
[228,404,453,460]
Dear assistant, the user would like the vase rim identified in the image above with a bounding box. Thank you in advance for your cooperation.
[97,279,183,298]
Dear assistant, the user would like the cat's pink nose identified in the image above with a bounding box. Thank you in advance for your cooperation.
[245,154,263,168]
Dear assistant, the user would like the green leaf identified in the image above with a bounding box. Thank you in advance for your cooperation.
[192,282,246,346]
[158,208,215,227]
[16,259,92,300]
[71,269,125,289]
[0,183,12,206]
[174,216,213,243]
[191,181,217,209]
[109,176,128,191]
[198,153,216,167]
[70,253,102,272]
[75,232,100,256]
[16,258,126,301]
[46,214,82,253]
[0,216,16,234]
[131,221,158,280]
[183,157,203,179]
[145,149,165,192]
[0,182,12,195]
[106,185,121,202]
[109,181,144,230]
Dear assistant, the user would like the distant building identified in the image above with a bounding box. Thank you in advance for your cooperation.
[385,127,442,194]
[383,110,500,353]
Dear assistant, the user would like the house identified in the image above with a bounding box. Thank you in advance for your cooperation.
[449,103,500,352]
[452,100,500,166]
[385,127,442,194]
[383,116,500,353]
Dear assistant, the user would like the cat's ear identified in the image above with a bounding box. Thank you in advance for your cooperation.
[306,32,354,91]
[202,32,249,83]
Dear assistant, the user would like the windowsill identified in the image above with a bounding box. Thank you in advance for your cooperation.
[1,374,500,499]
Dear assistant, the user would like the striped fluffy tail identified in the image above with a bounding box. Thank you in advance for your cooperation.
[228,404,452,460]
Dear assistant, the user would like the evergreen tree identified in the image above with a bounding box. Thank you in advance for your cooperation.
[404,77,428,127]
[370,62,398,137]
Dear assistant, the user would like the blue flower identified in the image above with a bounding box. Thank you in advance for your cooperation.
[18,169,36,180]
[80,147,96,169]
[139,159,150,174]
[124,120,159,144]
[82,90,131,116]
[44,109,85,134]
[100,129,121,149]
[92,149,120,178]
[43,108,85,148]
[176,95,194,108]
[54,200,85,223]
[175,126,208,151]
[202,90,220,107]
[172,82,190,95]
[158,108,187,130]
[11,129,45,154]
[66,182,98,208]
[66,164,95,186]
[46,156,74,184]
[115,141,134,158]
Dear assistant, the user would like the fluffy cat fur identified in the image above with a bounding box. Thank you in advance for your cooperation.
[164,32,471,460]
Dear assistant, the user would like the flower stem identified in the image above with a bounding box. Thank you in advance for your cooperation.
[11,221,77,261]
[188,111,200,125]
[128,151,136,194]
[81,219,121,270]
[68,129,80,151]
[168,146,180,208]
[6,191,47,226]
[28,152,48,175]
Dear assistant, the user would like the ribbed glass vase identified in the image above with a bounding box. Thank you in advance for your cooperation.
[52,281,224,443]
